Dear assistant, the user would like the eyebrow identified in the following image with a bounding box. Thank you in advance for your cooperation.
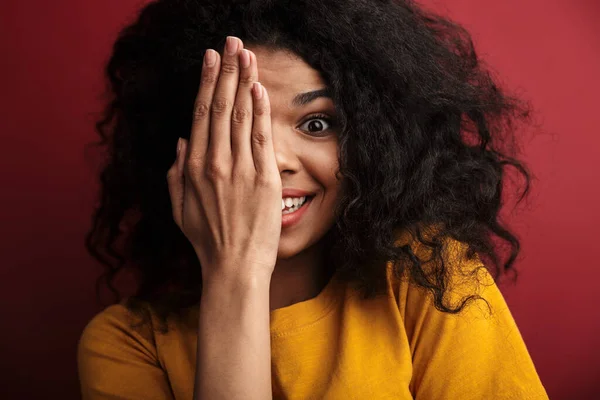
[291,88,332,107]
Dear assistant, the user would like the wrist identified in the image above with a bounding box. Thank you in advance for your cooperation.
[201,268,272,296]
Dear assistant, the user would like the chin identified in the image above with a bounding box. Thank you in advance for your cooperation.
[276,234,309,260]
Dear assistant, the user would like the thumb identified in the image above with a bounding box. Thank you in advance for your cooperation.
[167,138,187,229]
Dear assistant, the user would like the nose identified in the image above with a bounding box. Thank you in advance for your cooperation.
[271,121,300,176]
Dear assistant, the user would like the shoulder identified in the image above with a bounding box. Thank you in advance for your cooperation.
[77,302,183,399]
[79,302,152,337]
[389,227,496,317]
[77,302,159,365]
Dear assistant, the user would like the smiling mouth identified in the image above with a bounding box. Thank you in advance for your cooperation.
[282,195,314,215]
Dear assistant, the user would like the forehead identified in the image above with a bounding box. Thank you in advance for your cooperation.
[245,46,326,106]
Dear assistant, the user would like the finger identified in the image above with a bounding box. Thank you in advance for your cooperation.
[251,83,276,176]
[178,138,188,178]
[167,138,186,228]
[231,49,258,171]
[189,48,221,168]
[208,36,243,168]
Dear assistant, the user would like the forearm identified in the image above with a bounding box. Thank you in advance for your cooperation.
[194,272,273,400]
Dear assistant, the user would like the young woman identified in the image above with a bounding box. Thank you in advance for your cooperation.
[78,0,549,398]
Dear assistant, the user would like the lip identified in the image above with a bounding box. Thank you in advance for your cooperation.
[281,195,314,229]
[282,188,315,198]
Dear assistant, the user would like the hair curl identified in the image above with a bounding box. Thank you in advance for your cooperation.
[85,0,532,333]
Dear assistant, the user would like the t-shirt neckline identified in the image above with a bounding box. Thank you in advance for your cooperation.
[269,269,344,336]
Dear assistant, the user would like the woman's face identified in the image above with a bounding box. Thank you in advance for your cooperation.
[247,46,341,260]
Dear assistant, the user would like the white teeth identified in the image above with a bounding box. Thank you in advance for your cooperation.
[282,206,296,215]
[281,196,308,212]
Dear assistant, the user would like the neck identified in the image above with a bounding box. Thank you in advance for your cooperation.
[269,238,334,311]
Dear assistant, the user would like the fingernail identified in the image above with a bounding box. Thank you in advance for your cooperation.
[253,82,264,99]
[240,49,251,68]
[177,138,182,155]
[225,36,239,55]
[204,49,216,67]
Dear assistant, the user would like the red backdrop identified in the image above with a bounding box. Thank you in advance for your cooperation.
[1,0,598,398]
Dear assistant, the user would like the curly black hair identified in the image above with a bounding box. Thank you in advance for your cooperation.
[85,0,532,333]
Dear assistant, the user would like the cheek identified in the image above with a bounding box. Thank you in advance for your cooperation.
[322,148,341,193]
[306,152,341,202]
[303,142,338,180]
[322,167,341,196]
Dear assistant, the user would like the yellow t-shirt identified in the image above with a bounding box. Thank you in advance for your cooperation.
[77,235,549,399]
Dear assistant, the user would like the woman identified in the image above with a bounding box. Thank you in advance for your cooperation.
[78,0,549,398]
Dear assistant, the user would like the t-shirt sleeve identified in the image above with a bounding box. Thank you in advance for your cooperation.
[398,238,549,400]
[77,304,175,400]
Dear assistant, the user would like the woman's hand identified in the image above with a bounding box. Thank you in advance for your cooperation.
[167,36,282,284]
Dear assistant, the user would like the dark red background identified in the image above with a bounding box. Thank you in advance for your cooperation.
[1,0,598,398]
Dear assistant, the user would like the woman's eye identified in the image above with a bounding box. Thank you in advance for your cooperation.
[298,114,334,135]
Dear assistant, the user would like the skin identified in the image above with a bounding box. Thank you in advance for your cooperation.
[245,46,342,311]
[169,38,342,313]
[167,37,343,398]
